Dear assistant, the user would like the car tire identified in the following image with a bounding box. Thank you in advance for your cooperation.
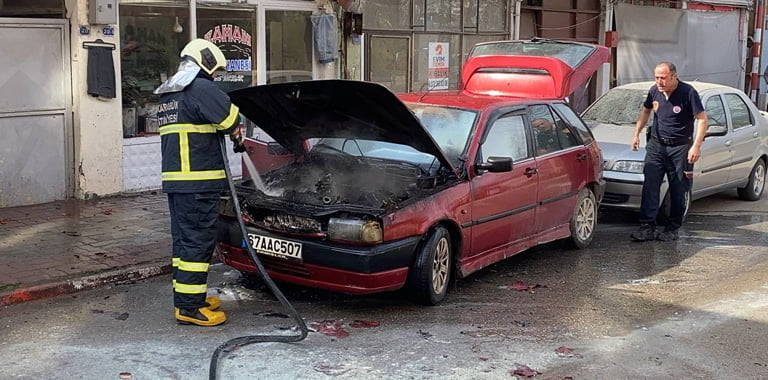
[567,188,597,249]
[658,187,692,225]
[407,226,452,306]
[737,158,766,201]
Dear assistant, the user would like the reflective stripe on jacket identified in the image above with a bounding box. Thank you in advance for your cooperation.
[158,76,240,193]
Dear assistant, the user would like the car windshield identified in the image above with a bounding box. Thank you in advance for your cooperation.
[470,41,595,68]
[581,88,654,126]
[309,104,476,172]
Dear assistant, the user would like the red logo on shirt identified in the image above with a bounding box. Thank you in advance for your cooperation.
[673,106,682,114]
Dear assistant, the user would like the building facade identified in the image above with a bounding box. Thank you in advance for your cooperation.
[0,0,758,207]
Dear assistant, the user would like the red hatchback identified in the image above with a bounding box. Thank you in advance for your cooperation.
[216,39,608,304]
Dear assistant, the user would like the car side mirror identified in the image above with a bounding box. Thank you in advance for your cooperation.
[476,156,513,173]
[705,124,727,137]
[267,142,290,155]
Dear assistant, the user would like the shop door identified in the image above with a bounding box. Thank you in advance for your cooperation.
[0,19,72,207]
[366,36,410,93]
[265,10,314,84]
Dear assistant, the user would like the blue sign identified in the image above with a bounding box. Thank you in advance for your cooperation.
[79,26,90,35]
[102,26,114,36]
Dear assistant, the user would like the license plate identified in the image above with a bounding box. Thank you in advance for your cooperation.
[247,233,303,261]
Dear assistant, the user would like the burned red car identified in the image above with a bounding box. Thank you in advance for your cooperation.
[216,40,608,305]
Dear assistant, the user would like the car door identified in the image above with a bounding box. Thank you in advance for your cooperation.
[724,93,761,183]
[468,111,538,261]
[696,94,733,191]
[529,104,587,239]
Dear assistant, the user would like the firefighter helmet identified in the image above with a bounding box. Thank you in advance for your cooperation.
[180,39,226,76]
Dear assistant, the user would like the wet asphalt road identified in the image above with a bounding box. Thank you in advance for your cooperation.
[1,190,767,379]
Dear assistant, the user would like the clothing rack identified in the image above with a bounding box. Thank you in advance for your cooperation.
[83,39,115,50]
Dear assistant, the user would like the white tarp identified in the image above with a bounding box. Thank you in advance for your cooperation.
[615,4,742,88]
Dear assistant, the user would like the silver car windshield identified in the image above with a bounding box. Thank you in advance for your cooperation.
[582,88,654,126]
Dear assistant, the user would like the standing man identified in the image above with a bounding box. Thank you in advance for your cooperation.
[154,39,244,326]
[630,62,708,242]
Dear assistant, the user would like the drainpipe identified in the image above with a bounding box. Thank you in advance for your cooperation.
[751,0,765,102]
[513,0,521,40]
[189,0,197,40]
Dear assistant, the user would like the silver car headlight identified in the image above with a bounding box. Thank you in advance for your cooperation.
[611,160,645,173]
[328,218,383,244]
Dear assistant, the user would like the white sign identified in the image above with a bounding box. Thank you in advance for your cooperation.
[428,42,449,90]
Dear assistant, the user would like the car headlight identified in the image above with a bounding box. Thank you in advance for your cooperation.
[328,218,383,244]
[611,160,645,173]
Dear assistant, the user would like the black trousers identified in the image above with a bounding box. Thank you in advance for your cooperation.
[639,139,693,230]
[168,192,220,309]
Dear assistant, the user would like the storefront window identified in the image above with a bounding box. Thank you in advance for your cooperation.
[363,0,412,30]
[197,7,255,92]
[120,2,189,137]
[369,36,410,93]
[361,0,511,93]
[265,10,313,84]
[425,0,461,32]
[413,34,460,91]
[0,0,64,18]
[479,0,507,32]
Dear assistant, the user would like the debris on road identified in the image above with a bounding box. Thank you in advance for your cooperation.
[511,364,541,377]
[256,311,289,319]
[350,320,380,328]
[500,280,545,293]
[312,363,351,376]
[113,312,129,321]
[555,346,583,358]
[310,320,349,338]
[418,329,433,339]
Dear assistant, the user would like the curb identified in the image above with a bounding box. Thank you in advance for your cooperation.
[0,262,172,307]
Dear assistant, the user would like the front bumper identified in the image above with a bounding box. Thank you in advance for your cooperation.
[215,219,420,294]
[601,171,668,210]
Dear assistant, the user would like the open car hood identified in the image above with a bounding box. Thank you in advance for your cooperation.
[461,39,610,99]
[229,80,457,175]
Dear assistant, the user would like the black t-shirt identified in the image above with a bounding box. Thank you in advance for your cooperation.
[643,81,704,139]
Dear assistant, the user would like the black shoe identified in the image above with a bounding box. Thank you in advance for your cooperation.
[657,229,679,241]
[630,224,657,242]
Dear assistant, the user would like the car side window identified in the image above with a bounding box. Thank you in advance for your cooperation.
[552,107,580,149]
[724,93,753,130]
[529,105,560,155]
[705,95,727,128]
[553,103,594,144]
[480,114,529,162]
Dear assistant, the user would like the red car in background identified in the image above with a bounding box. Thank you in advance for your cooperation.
[216,39,609,305]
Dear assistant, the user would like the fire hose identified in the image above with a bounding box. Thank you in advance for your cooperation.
[209,136,309,380]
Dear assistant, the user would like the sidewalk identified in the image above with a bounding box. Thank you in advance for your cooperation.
[0,192,173,306]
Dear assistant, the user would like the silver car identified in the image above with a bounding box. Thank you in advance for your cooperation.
[581,81,768,219]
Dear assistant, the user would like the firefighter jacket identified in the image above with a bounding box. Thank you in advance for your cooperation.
[157,75,240,193]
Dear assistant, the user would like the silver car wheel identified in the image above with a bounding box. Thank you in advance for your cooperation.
[576,195,596,241]
[432,237,450,295]
[754,161,766,196]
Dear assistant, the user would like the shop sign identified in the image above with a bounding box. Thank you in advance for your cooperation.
[428,42,449,90]
[203,24,253,90]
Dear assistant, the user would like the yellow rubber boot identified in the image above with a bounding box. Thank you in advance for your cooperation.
[175,307,227,326]
[204,296,221,311]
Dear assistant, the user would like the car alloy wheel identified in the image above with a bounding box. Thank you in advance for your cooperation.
[575,195,596,242]
[568,188,597,249]
[432,237,450,295]
[738,159,766,201]
[755,161,766,196]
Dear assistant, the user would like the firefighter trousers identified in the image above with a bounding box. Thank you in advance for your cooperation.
[168,192,220,309]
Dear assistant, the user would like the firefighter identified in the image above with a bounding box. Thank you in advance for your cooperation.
[154,39,244,326]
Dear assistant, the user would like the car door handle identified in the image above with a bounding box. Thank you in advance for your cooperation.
[577,153,588,161]
[724,140,732,147]
[525,167,539,177]
[754,132,760,138]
